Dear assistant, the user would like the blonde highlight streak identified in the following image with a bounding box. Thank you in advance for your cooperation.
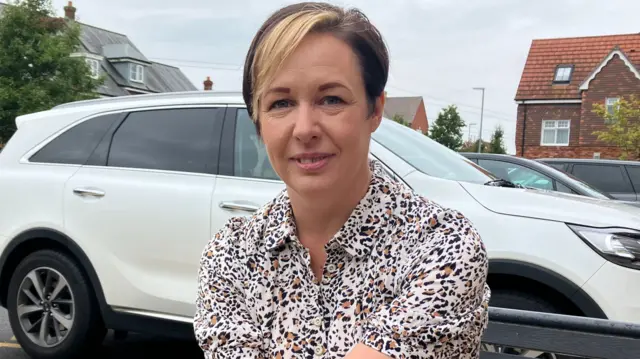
[250,9,340,122]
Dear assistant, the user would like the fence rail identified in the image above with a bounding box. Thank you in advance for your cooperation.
[480,307,640,359]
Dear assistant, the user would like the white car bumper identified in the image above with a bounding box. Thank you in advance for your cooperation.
[581,261,640,323]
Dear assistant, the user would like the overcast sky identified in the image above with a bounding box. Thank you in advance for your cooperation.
[50,0,639,153]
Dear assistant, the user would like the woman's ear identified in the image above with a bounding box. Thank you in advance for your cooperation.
[369,93,386,133]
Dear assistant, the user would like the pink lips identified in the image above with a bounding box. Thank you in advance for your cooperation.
[291,153,335,171]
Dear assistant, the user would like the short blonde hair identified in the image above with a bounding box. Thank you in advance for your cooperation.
[242,2,389,135]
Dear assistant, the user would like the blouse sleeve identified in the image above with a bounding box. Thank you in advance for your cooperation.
[193,218,265,359]
[360,209,491,358]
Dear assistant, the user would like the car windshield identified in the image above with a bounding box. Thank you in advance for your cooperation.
[372,119,496,184]
[537,162,614,199]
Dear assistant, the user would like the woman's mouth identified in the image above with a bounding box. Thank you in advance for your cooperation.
[291,154,335,171]
[297,156,330,164]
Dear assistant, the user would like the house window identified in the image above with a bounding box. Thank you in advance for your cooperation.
[130,64,144,83]
[541,120,570,146]
[85,58,100,78]
[606,97,619,115]
[553,65,573,83]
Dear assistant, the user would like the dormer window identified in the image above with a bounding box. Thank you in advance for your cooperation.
[101,44,150,85]
[85,58,100,78]
[130,64,144,83]
[553,65,573,83]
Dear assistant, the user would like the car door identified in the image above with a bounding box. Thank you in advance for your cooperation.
[210,106,286,237]
[569,163,636,201]
[63,106,225,319]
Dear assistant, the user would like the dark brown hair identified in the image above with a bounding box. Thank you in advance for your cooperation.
[242,2,390,135]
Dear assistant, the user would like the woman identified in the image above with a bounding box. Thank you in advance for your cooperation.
[194,2,491,358]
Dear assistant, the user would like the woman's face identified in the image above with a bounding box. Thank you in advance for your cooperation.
[258,33,384,197]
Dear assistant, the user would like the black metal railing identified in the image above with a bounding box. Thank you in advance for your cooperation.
[480,307,640,359]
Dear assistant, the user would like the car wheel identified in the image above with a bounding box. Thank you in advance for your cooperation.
[482,290,577,359]
[7,249,107,359]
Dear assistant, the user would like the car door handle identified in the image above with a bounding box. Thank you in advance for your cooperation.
[219,201,259,213]
[73,187,105,198]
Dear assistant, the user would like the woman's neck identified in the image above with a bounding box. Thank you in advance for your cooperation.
[290,167,372,245]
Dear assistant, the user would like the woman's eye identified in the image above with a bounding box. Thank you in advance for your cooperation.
[270,100,291,109]
[322,96,343,105]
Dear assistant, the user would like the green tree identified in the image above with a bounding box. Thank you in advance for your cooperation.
[0,0,103,143]
[392,113,411,127]
[429,104,465,150]
[487,125,507,154]
[592,95,640,160]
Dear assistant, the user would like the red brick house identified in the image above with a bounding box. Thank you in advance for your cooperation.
[383,96,429,134]
[514,33,640,159]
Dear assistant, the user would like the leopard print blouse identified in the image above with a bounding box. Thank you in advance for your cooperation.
[194,159,491,359]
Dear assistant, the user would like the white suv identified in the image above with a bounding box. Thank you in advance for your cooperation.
[1,91,640,359]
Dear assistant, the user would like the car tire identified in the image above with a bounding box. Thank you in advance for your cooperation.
[7,249,107,359]
[485,290,575,359]
[490,290,560,313]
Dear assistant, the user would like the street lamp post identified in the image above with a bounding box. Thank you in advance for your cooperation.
[473,87,485,153]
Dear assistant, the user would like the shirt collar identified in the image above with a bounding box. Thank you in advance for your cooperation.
[263,190,297,252]
[263,159,395,257]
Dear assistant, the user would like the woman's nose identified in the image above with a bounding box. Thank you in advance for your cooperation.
[292,103,320,143]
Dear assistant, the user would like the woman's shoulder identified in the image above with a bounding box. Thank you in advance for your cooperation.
[379,181,487,276]
[371,165,458,219]
[404,187,472,229]
[373,167,481,248]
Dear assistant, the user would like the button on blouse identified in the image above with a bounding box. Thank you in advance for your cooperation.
[194,160,491,359]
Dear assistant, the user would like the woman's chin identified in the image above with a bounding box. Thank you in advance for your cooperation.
[286,176,337,197]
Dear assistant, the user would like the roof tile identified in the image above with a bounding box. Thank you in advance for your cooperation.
[516,33,640,100]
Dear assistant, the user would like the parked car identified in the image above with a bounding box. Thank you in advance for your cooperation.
[1,92,639,359]
[461,153,640,209]
[537,158,640,202]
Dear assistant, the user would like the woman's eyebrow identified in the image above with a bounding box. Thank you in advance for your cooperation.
[318,82,348,91]
[266,87,291,95]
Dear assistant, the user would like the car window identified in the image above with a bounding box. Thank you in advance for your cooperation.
[571,164,633,194]
[626,166,640,193]
[477,159,554,190]
[234,109,280,181]
[372,119,495,184]
[536,161,613,199]
[107,108,222,174]
[545,162,568,172]
[29,113,121,165]
[555,181,575,194]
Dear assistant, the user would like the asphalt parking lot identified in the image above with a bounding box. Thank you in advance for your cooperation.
[0,309,203,358]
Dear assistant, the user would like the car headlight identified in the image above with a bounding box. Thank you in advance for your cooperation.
[568,224,640,269]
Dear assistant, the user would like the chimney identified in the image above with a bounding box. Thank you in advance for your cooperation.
[203,76,213,91]
[64,1,76,21]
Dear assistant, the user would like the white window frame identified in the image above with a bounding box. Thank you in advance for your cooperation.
[70,53,103,79]
[540,120,570,146]
[605,97,619,115]
[130,63,144,83]
[85,58,100,79]
[554,66,573,83]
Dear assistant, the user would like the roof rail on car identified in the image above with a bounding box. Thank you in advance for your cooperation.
[52,90,244,110]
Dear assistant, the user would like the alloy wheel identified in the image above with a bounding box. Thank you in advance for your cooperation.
[16,267,75,348]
